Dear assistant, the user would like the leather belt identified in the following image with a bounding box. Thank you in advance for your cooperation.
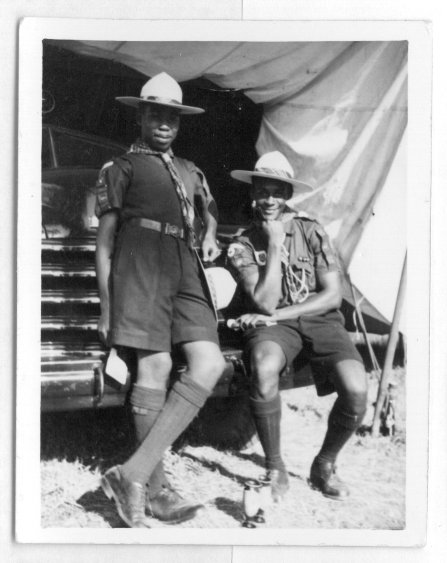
[128,217,185,240]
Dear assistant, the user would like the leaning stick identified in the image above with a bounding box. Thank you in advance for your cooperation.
[346,273,381,374]
[371,251,407,437]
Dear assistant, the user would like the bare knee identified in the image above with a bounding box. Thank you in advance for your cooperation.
[344,387,368,418]
[183,342,226,390]
[333,360,368,414]
[198,353,226,382]
[136,351,172,389]
[251,351,282,401]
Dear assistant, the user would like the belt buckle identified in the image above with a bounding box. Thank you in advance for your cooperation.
[165,223,181,238]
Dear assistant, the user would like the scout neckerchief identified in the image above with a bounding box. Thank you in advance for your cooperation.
[128,139,196,248]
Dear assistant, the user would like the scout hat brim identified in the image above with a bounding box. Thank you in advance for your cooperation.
[230,170,313,195]
[115,96,204,115]
[116,72,204,115]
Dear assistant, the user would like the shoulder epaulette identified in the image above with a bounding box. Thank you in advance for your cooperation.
[294,212,318,223]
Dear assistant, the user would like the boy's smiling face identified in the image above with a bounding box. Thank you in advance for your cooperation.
[251,177,293,221]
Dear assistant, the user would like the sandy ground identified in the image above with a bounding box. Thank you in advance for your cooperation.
[40,368,405,529]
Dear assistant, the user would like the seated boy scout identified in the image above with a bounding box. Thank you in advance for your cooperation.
[227,151,368,502]
[95,72,225,527]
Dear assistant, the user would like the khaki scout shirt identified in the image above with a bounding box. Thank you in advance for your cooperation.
[95,150,216,231]
[227,214,339,308]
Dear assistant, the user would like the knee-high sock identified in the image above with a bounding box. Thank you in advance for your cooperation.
[130,384,169,497]
[121,376,211,485]
[317,396,367,464]
[250,394,285,471]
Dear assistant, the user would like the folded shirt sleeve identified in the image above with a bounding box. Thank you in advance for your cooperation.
[193,165,219,222]
[95,157,132,218]
[307,221,340,272]
[227,240,259,282]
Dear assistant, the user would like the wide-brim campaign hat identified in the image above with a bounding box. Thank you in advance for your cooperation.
[116,72,204,115]
[230,151,313,196]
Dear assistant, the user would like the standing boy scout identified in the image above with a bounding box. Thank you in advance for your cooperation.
[228,151,368,502]
[96,72,225,527]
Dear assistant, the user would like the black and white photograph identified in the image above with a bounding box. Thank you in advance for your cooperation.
[15,17,431,547]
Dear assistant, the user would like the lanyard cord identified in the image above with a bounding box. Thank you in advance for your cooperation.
[281,245,309,304]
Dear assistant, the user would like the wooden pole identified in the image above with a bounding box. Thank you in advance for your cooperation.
[371,251,407,437]
[346,274,381,373]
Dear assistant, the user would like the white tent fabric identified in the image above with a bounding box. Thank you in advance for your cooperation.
[52,40,407,320]
[349,129,407,326]
[55,40,407,266]
[253,42,407,266]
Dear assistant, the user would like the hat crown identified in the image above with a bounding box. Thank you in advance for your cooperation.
[140,72,183,103]
[254,151,294,181]
[230,151,313,194]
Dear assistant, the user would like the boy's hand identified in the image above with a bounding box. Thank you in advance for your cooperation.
[236,313,277,330]
[97,312,111,346]
[201,235,221,262]
[262,220,285,247]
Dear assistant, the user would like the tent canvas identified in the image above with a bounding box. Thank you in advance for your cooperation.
[47,39,408,337]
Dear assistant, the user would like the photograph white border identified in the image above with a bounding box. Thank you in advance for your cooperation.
[16,17,431,546]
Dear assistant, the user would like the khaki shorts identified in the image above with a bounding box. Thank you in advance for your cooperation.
[111,222,218,352]
[243,310,363,395]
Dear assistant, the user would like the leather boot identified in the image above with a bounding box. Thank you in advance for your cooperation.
[146,486,204,523]
[309,457,350,500]
[101,465,152,528]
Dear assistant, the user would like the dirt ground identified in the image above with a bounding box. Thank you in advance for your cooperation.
[40,368,405,529]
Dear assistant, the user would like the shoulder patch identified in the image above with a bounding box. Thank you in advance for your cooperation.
[227,241,253,270]
[227,242,246,258]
